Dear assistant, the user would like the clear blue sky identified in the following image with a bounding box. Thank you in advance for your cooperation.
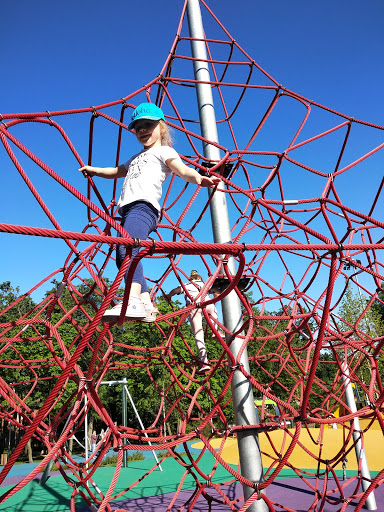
[2,0,383,305]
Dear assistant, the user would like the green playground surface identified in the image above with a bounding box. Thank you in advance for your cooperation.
[1,454,233,511]
[1,450,372,512]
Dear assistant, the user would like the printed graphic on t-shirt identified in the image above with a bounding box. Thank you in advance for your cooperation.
[120,153,148,199]
[118,146,178,213]
[128,153,148,180]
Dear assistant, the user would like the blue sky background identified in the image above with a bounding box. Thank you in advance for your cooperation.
[2,0,383,307]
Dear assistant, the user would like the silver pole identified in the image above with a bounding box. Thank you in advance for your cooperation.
[123,383,163,470]
[101,379,162,470]
[84,392,89,468]
[186,2,267,510]
[39,406,74,485]
[122,379,128,468]
[39,458,54,485]
[341,362,377,510]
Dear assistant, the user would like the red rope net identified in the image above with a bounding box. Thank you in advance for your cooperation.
[1,1,384,511]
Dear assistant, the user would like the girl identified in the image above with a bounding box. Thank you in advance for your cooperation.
[80,103,221,323]
[91,430,97,457]
[165,270,219,374]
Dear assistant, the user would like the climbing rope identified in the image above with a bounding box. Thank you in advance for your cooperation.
[0,1,383,511]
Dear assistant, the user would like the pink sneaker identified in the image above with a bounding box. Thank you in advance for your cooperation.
[197,364,210,375]
[102,303,123,323]
[102,299,146,323]
[142,303,158,323]
[124,298,146,319]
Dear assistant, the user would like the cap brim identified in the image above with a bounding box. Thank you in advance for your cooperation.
[128,115,162,131]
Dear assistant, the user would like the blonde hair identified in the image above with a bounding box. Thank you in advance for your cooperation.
[190,270,202,280]
[159,119,174,146]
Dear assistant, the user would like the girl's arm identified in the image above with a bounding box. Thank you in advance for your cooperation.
[164,286,182,301]
[79,164,127,179]
[166,158,221,188]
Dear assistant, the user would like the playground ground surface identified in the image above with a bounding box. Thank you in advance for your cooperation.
[1,428,383,512]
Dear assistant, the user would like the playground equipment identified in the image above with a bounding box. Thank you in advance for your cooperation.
[1,0,383,511]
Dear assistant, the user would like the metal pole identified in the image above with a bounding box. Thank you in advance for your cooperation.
[186,2,267,510]
[39,459,54,485]
[84,392,89,468]
[101,379,162,470]
[341,362,377,510]
[301,315,376,507]
[40,407,74,485]
[123,383,163,470]
[122,379,128,468]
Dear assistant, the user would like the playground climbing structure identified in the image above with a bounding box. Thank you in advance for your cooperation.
[1,1,383,511]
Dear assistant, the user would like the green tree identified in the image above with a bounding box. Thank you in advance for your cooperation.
[337,284,384,406]
[0,281,38,461]
[0,281,36,322]
[338,285,383,340]
[372,284,384,326]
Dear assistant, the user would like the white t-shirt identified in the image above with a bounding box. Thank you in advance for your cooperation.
[118,145,180,214]
[183,279,205,305]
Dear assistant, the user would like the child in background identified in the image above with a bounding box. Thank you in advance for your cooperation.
[91,430,97,456]
[80,103,221,323]
[165,270,218,374]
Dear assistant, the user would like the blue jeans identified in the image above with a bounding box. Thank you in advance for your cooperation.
[116,201,158,294]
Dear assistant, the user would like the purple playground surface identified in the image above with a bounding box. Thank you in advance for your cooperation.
[2,469,66,489]
[69,479,383,512]
[2,461,381,511]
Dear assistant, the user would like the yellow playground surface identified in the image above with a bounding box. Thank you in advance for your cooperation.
[192,424,384,471]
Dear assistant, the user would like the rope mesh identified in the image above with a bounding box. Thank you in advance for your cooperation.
[1,1,383,510]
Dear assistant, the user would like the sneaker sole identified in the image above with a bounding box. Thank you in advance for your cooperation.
[124,311,147,318]
[141,315,157,323]
[103,312,146,322]
[102,314,121,323]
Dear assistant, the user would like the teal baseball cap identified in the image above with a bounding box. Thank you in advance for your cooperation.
[128,102,165,130]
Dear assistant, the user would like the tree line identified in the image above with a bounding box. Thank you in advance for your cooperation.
[0,279,382,462]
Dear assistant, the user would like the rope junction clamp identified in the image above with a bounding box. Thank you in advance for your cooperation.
[91,107,99,118]
[0,113,8,129]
